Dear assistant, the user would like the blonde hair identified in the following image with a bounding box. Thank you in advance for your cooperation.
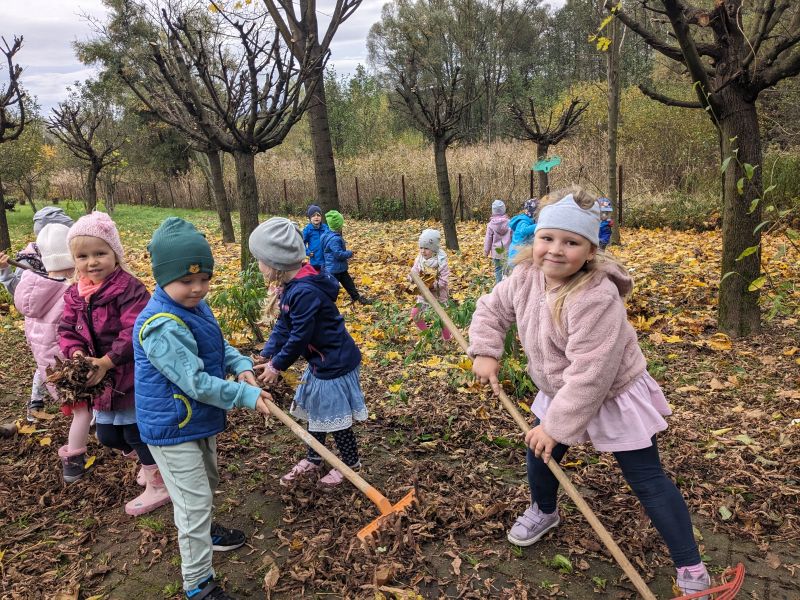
[260,263,298,319]
[67,235,135,283]
[513,185,627,327]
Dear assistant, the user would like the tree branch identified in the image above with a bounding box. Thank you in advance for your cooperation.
[638,82,703,108]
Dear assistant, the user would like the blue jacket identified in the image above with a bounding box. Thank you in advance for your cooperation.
[261,266,361,379]
[303,222,330,268]
[599,219,613,246]
[134,286,259,446]
[509,214,537,261]
[320,230,352,274]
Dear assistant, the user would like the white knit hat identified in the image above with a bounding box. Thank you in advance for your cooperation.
[37,224,75,272]
[418,228,441,252]
[492,199,506,215]
[536,194,601,246]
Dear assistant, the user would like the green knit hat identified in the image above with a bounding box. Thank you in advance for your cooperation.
[148,217,214,287]
[325,210,344,231]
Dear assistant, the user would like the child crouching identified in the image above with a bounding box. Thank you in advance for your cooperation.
[133,218,271,600]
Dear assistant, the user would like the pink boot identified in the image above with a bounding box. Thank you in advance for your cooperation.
[122,450,146,486]
[125,464,171,516]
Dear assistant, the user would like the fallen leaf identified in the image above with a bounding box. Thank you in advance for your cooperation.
[17,423,37,435]
[451,555,462,576]
[263,563,280,595]
[30,410,56,420]
[766,552,781,570]
[39,436,52,446]
[85,455,96,469]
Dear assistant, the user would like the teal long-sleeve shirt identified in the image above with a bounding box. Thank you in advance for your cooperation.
[141,316,261,411]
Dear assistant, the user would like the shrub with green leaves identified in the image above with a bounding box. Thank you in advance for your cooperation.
[208,261,268,343]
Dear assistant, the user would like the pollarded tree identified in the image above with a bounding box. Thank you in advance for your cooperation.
[369,0,492,251]
[120,6,320,266]
[47,85,126,214]
[612,0,800,337]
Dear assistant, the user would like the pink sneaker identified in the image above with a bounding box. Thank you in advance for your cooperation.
[676,563,711,600]
[507,503,560,546]
[125,465,171,516]
[317,468,344,488]
[280,459,320,486]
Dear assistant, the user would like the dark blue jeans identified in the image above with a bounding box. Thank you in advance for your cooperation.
[96,422,156,466]
[526,435,700,567]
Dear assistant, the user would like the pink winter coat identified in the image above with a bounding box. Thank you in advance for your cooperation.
[14,270,70,391]
[467,261,647,446]
[58,268,150,412]
[409,250,450,305]
[484,215,512,259]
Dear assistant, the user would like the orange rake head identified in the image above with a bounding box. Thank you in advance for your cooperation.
[674,563,745,600]
[356,488,418,543]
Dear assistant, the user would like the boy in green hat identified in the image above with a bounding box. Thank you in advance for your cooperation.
[133,217,272,600]
[320,210,372,304]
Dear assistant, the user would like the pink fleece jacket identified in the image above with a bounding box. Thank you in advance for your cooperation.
[467,260,647,445]
[14,270,70,388]
[484,214,512,259]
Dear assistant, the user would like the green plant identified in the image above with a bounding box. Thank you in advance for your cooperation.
[137,515,165,533]
[208,261,267,343]
[162,581,182,597]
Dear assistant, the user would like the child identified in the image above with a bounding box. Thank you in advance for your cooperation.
[468,187,711,598]
[320,210,372,305]
[58,212,170,516]
[508,198,538,266]
[409,228,451,341]
[13,224,74,421]
[134,217,271,600]
[249,217,368,488]
[484,199,512,284]
[302,204,329,270]
[598,197,614,249]
[1,206,74,421]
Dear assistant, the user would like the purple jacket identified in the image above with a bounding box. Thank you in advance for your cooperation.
[58,268,150,411]
[484,215,512,259]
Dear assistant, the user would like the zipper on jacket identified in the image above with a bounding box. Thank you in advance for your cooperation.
[86,299,100,357]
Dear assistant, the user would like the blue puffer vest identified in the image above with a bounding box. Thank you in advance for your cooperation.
[133,286,226,446]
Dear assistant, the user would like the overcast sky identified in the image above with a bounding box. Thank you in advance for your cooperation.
[2,0,565,114]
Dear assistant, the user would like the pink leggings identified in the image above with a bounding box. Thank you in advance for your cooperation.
[410,306,452,341]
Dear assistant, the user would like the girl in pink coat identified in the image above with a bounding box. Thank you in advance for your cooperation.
[484,199,512,284]
[468,187,710,598]
[58,212,169,516]
[14,224,75,416]
[409,228,451,341]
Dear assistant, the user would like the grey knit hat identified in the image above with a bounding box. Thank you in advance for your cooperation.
[491,199,506,215]
[248,217,307,271]
[418,228,441,252]
[536,194,601,246]
[33,206,74,235]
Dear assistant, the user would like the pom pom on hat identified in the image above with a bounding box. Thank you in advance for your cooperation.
[306,204,322,218]
[148,218,214,287]
[536,194,601,246]
[248,217,307,272]
[492,199,506,215]
[67,211,125,261]
[418,228,441,252]
[325,210,344,231]
[37,224,74,272]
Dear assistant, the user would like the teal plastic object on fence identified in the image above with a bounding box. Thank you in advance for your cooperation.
[532,155,562,173]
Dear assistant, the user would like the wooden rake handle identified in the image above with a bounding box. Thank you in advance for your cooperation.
[263,398,395,515]
[410,272,656,600]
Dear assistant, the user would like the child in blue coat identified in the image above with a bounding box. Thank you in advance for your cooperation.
[508,198,538,267]
[302,204,329,270]
[320,210,372,304]
[250,217,369,489]
[598,197,614,249]
[133,217,271,600]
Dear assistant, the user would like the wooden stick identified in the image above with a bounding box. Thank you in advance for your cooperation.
[410,271,657,600]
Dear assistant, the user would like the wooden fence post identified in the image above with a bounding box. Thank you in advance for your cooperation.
[355,176,361,213]
[618,164,623,225]
[401,174,407,219]
[283,179,288,208]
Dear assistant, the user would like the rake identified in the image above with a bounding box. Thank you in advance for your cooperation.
[264,398,417,543]
[411,271,744,599]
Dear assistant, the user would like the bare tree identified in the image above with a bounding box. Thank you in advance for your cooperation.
[261,0,363,212]
[0,36,29,252]
[509,97,588,196]
[120,6,320,266]
[612,0,800,337]
[47,89,126,214]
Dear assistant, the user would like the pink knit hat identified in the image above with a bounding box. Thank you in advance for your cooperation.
[67,211,125,261]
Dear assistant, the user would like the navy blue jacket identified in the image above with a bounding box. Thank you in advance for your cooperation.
[133,287,226,446]
[599,219,613,246]
[303,222,330,269]
[320,230,352,274]
[261,266,361,379]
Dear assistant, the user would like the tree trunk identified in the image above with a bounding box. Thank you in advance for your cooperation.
[607,17,621,245]
[717,91,762,337]
[233,150,261,268]
[207,151,235,243]
[536,143,549,197]
[85,167,99,213]
[434,138,459,251]
[304,63,340,212]
[0,175,10,254]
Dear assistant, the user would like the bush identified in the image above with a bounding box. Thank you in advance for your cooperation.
[624,191,721,230]
[208,261,268,343]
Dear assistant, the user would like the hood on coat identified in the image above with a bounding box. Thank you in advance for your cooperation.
[509,213,534,231]
[590,260,633,298]
[14,270,68,319]
[488,214,510,235]
[65,267,132,307]
[287,271,341,302]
